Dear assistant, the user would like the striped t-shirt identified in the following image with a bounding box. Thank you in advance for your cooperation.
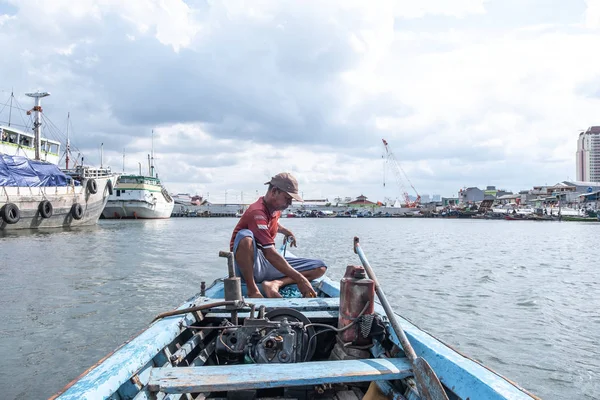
[230,197,280,251]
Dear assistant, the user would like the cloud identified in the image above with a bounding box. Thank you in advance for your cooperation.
[585,0,600,28]
[0,0,598,201]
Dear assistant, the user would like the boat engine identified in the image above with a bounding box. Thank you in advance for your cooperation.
[215,307,316,365]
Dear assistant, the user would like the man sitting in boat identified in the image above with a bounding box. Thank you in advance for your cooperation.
[229,172,327,298]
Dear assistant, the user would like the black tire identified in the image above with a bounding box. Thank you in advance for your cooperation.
[1,203,20,224]
[71,203,84,220]
[107,179,114,195]
[87,179,98,194]
[39,200,53,218]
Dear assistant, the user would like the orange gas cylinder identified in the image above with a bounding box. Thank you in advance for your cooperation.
[338,265,375,345]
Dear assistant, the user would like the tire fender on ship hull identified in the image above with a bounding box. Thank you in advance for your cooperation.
[39,200,53,218]
[71,203,84,220]
[1,203,20,224]
[87,179,98,194]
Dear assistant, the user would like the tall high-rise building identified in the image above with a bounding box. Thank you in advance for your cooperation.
[576,126,600,182]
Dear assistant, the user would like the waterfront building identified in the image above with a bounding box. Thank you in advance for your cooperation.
[459,187,484,203]
[441,197,459,206]
[459,186,513,204]
[295,199,330,207]
[576,126,600,182]
[347,195,377,207]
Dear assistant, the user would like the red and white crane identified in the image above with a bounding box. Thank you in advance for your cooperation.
[382,138,421,208]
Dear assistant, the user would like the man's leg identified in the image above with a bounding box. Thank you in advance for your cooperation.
[234,236,263,298]
[262,266,327,298]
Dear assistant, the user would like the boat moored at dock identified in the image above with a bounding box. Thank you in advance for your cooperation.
[1,92,117,231]
[102,174,174,219]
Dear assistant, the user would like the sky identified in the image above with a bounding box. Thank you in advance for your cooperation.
[1,0,600,203]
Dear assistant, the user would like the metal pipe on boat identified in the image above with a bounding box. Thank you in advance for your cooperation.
[353,237,449,400]
[151,300,244,323]
[219,251,243,325]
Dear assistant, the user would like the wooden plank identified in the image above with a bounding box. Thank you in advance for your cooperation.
[133,341,216,400]
[148,358,412,394]
[170,333,204,366]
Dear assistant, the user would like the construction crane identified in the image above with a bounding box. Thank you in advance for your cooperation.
[382,138,421,208]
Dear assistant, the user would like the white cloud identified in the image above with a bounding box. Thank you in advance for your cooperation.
[0,0,597,201]
[585,0,600,28]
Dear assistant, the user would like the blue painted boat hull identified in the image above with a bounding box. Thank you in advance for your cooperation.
[51,275,539,400]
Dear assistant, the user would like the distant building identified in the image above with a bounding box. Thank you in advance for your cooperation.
[420,194,431,203]
[432,194,441,202]
[485,186,512,199]
[460,186,512,203]
[560,181,600,202]
[442,197,459,206]
[347,194,377,207]
[459,187,484,203]
[295,199,330,207]
[525,181,600,203]
[172,193,203,205]
[191,195,203,205]
[576,126,600,182]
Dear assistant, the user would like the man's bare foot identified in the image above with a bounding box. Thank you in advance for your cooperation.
[262,280,284,298]
[246,289,264,298]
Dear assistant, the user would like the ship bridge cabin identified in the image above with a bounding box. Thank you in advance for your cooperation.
[0,125,61,164]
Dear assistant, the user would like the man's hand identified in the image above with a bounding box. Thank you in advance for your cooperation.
[297,277,316,298]
[285,235,297,248]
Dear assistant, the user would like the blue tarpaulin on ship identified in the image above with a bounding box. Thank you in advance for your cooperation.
[0,154,72,187]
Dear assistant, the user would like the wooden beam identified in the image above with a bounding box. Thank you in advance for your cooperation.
[148,358,412,394]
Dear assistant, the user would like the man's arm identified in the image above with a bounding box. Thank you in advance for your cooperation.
[262,247,316,297]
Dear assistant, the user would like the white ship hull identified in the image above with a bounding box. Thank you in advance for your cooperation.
[103,200,174,219]
[1,176,116,230]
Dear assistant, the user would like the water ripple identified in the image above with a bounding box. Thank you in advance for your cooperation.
[0,218,598,399]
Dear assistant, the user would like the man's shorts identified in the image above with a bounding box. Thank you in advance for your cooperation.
[232,229,327,283]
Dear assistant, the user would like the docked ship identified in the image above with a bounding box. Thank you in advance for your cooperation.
[102,147,174,219]
[1,92,116,231]
[102,175,174,219]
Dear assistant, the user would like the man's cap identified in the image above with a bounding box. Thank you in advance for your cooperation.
[265,172,303,201]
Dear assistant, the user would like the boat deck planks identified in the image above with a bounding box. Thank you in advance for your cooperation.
[148,358,413,393]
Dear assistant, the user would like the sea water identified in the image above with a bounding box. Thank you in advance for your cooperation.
[0,218,598,399]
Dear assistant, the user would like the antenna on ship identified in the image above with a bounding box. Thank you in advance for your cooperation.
[8,90,14,127]
[122,149,125,173]
[25,91,50,161]
[65,112,71,169]
[150,129,155,178]
[100,142,104,168]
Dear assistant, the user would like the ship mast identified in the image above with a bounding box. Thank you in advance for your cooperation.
[8,91,13,127]
[65,112,70,169]
[25,91,50,161]
[150,129,155,178]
